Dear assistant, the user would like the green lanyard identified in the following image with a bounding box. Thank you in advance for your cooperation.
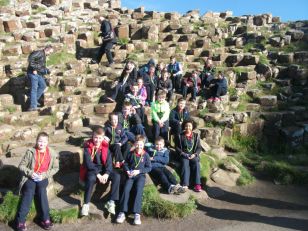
[123,118,129,129]
[91,148,97,161]
[133,153,143,168]
[185,135,195,153]
[152,150,157,157]
[133,96,140,105]
[179,110,184,122]
[111,127,115,144]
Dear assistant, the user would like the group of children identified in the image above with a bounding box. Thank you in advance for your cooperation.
[106,57,227,113]
[15,56,229,230]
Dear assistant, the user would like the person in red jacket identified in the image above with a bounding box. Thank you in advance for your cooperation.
[80,126,120,216]
[181,70,201,102]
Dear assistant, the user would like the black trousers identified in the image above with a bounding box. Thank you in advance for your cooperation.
[153,120,169,142]
[84,171,120,204]
[16,179,49,223]
[171,74,182,93]
[109,143,130,162]
[119,174,145,214]
[210,85,227,98]
[96,40,114,64]
[150,167,177,192]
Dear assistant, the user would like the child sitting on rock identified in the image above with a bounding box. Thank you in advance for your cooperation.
[16,132,59,231]
[169,98,191,137]
[208,71,228,102]
[181,70,201,102]
[116,135,151,225]
[104,113,128,168]
[125,82,146,123]
[118,101,146,142]
[107,60,137,103]
[80,126,120,216]
[151,90,170,142]
[175,119,202,192]
[147,137,186,194]
[156,69,173,102]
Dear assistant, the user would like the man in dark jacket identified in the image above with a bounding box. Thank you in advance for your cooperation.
[91,16,116,66]
[27,45,53,111]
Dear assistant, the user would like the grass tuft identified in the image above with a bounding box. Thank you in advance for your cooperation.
[142,185,197,219]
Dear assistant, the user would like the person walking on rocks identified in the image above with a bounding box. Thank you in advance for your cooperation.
[27,45,54,111]
[80,126,120,216]
[91,16,116,66]
[16,132,59,231]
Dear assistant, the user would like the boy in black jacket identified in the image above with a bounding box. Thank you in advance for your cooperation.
[116,135,151,225]
[118,101,146,142]
[104,113,128,168]
[169,98,190,136]
[80,126,120,216]
[147,137,185,194]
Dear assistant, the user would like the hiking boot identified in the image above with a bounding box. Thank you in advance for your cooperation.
[116,212,125,224]
[40,219,53,230]
[16,222,27,231]
[104,200,116,215]
[194,184,202,192]
[81,203,89,216]
[133,213,141,225]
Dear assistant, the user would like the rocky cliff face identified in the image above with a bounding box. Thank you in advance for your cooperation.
[0,0,307,198]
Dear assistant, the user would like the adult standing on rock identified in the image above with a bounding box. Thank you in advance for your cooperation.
[27,44,54,111]
[90,16,116,66]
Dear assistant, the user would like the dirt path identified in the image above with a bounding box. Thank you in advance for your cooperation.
[1,177,308,231]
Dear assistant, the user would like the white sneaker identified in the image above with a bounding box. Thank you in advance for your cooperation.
[81,203,89,216]
[133,213,141,225]
[116,212,125,224]
[104,200,116,215]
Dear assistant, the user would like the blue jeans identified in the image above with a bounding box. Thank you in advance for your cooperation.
[28,73,46,109]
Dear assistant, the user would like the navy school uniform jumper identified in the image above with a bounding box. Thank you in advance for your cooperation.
[119,151,152,214]
[125,93,145,124]
[104,122,128,162]
[118,112,146,142]
[167,61,182,92]
[147,146,177,192]
[142,72,158,103]
[82,139,120,204]
[169,107,190,136]
[176,132,201,186]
